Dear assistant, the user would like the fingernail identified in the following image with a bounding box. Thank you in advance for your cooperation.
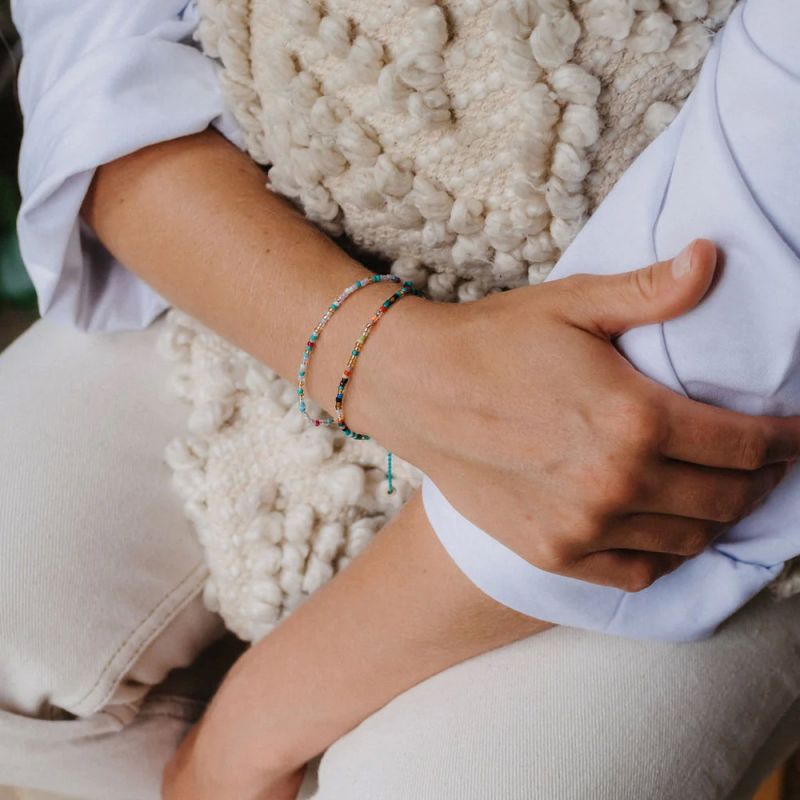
[672,241,695,279]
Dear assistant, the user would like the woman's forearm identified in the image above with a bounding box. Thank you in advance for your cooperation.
[84,130,549,797]
[80,127,432,440]
[184,490,549,796]
[81,125,799,596]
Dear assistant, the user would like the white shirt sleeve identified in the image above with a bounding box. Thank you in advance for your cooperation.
[12,0,245,332]
[421,0,800,641]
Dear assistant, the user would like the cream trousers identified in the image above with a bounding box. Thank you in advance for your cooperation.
[1,315,800,800]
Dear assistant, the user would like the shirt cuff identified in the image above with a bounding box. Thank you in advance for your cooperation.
[17,36,244,332]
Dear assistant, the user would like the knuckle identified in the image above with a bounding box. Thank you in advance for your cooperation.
[679,529,710,557]
[589,469,639,516]
[629,264,659,302]
[533,536,575,573]
[608,394,662,454]
[622,559,661,592]
[580,446,648,515]
[629,409,662,453]
[735,431,769,471]
[551,487,606,545]
[562,273,593,298]
[554,274,593,312]
[711,503,739,525]
[566,508,609,553]
[606,469,644,509]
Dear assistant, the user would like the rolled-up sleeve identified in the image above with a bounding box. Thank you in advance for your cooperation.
[12,0,245,332]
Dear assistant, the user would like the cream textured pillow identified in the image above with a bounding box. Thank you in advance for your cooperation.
[158,0,754,642]
[195,0,733,301]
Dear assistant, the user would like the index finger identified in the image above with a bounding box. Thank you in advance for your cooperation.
[660,390,800,469]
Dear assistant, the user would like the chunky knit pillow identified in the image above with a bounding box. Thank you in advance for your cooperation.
[194,0,735,300]
[157,0,774,643]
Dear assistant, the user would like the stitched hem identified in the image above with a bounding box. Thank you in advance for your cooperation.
[63,562,210,718]
[137,693,208,724]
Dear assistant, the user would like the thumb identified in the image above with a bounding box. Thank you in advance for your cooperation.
[567,239,718,338]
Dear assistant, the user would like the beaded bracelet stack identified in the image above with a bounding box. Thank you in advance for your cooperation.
[296,273,401,428]
[297,274,422,494]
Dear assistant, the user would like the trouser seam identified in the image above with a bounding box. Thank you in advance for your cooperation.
[64,562,209,716]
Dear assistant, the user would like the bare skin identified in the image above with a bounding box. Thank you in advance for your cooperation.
[79,127,800,798]
[163,491,550,800]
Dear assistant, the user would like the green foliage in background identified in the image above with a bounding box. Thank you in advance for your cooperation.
[0,173,35,308]
[0,0,35,310]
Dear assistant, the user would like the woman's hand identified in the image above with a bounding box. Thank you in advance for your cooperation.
[355,240,799,591]
[162,720,305,800]
[81,135,797,593]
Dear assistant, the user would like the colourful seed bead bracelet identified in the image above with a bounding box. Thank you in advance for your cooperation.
[335,281,422,494]
[296,273,402,428]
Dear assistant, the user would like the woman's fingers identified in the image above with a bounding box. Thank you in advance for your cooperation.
[568,548,686,592]
[660,389,800,469]
[637,459,791,522]
[559,239,718,338]
[531,460,785,587]
[601,513,725,556]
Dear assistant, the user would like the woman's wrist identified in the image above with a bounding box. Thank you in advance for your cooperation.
[82,128,457,472]
[337,291,457,462]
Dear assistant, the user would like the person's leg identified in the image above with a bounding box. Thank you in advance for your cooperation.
[0,631,246,800]
[0,315,227,797]
[298,588,800,800]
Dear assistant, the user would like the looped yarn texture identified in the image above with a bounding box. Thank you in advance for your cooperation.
[157,0,779,643]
